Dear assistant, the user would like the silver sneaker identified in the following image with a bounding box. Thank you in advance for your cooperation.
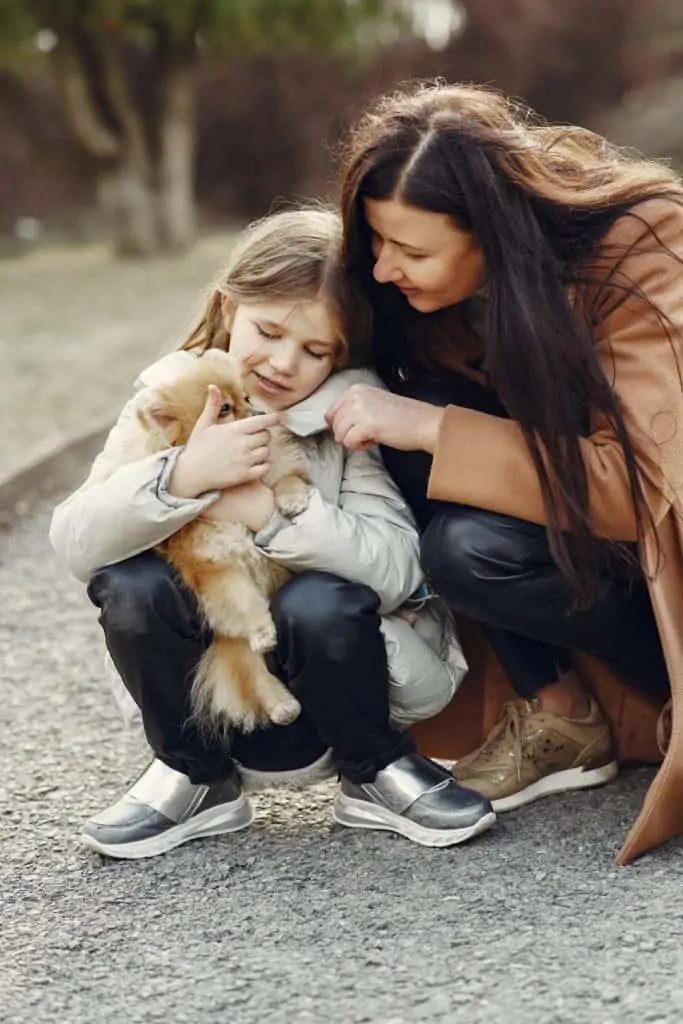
[333,753,495,847]
[80,759,254,860]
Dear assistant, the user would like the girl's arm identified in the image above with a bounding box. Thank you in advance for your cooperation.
[254,444,423,614]
[49,396,218,582]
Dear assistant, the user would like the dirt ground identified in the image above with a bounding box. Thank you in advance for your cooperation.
[0,235,236,481]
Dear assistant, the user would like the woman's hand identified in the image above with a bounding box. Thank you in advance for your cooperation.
[325,384,445,453]
[168,385,280,499]
[202,481,276,533]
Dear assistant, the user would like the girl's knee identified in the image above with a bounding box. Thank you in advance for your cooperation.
[88,551,187,632]
[271,571,380,636]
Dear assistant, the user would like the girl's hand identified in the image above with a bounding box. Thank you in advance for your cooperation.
[202,481,276,533]
[168,385,280,498]
[325,384,445,453]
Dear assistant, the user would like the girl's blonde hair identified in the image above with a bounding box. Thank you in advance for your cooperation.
[181,207,372,368]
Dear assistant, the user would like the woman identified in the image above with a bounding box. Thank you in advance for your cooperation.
[328,81,683,863]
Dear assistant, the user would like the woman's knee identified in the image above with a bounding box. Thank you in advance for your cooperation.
[87,550,194,634]
[421,507,540,613]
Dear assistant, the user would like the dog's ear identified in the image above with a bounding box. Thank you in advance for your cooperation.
[146,403,184,445]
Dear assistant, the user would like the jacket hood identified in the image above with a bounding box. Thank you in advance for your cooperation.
[263,367,383,438]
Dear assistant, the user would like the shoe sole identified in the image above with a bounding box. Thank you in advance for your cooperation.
[491,761,619,813]
[332,793,496,848]
[79,795,255,860]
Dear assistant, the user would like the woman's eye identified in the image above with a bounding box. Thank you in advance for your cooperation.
[218,401,233,417]
[306,349,328,361]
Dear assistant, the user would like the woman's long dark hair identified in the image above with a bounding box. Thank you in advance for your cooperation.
[339,81,683,605]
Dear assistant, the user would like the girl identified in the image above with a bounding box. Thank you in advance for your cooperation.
[50,207,493,859]
[329,81,683,864]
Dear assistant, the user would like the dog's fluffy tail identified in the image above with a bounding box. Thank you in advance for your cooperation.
[191,635,300,735]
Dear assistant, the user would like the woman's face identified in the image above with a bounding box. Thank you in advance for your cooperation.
[364,197,485,313]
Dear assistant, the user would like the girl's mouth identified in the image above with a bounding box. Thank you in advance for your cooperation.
[254,371,291,395]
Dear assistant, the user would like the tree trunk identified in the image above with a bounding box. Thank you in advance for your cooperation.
[52,21,162,258]
[97,161,159,258]
[156,58,197,251]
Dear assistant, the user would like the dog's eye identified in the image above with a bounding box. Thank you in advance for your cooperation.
[218,401,232,418]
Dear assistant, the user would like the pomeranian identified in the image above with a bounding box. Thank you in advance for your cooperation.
[122,349,309,732]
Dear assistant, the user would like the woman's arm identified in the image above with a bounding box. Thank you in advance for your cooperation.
[329,199,683,542]
[254,445,424,614]
[428,199,683,540]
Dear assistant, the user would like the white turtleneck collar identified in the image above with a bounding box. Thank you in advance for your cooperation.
[251,367,384,438]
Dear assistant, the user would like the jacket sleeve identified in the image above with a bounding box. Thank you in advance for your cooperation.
[428,199,683,541]
[49,395,217,583]
[254,445,423,614]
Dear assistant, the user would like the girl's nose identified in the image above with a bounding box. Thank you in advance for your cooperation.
[269,343,298,375]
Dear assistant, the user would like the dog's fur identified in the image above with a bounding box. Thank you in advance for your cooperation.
[122,350,309,732]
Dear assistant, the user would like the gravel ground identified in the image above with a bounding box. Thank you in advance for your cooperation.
[2,499,683,1024]
[0,236,235,480]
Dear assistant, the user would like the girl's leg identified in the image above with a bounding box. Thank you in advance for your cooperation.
[84,554,494,855]
[234,571,495,847]
[81,551,325,859]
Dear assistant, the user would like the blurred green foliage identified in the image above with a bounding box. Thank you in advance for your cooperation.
[0,0,407,63]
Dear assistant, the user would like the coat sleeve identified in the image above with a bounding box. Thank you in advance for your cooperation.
[427,199,683,541]
[254,445,423,614]
[49,394,217,583]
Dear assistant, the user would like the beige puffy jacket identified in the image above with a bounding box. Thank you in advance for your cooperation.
[50,352,467,731]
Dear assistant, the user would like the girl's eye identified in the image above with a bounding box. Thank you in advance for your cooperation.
[405,252,427,261]
[306,349,329,361]
[218,401,233,417]
[255,324,278,340]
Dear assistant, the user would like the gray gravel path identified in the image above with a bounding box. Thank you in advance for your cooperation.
[2,499,683,1024]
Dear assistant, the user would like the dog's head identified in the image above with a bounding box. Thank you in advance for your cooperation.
[136,350,252,448]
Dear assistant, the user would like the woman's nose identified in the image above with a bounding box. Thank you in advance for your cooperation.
[373,245,402,284]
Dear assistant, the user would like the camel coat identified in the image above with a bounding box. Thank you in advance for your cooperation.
[410,197,683,864]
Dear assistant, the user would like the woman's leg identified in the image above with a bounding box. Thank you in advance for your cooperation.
[382,373,655,705]
[420,505,669,809]
[84,553,494,854]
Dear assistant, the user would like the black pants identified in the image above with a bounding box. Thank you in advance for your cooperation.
[381,374,670,699]
[88,554,413,785]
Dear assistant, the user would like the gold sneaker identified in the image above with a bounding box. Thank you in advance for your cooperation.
[452,697,618,812]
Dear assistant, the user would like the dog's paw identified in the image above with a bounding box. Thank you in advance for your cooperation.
[267,695,301,726]
[249,620,277,654]
[275,492,309,517]
[273,478,310,518]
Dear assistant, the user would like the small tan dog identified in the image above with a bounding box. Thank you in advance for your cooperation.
[127,349,309,732]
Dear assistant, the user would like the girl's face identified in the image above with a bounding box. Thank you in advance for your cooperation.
[227,299,339,410]
[364,197,486,313]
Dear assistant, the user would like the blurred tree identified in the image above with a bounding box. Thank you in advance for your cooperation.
[0,0,404,256]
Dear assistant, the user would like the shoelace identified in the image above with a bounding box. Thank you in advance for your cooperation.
[472,700,535,780]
